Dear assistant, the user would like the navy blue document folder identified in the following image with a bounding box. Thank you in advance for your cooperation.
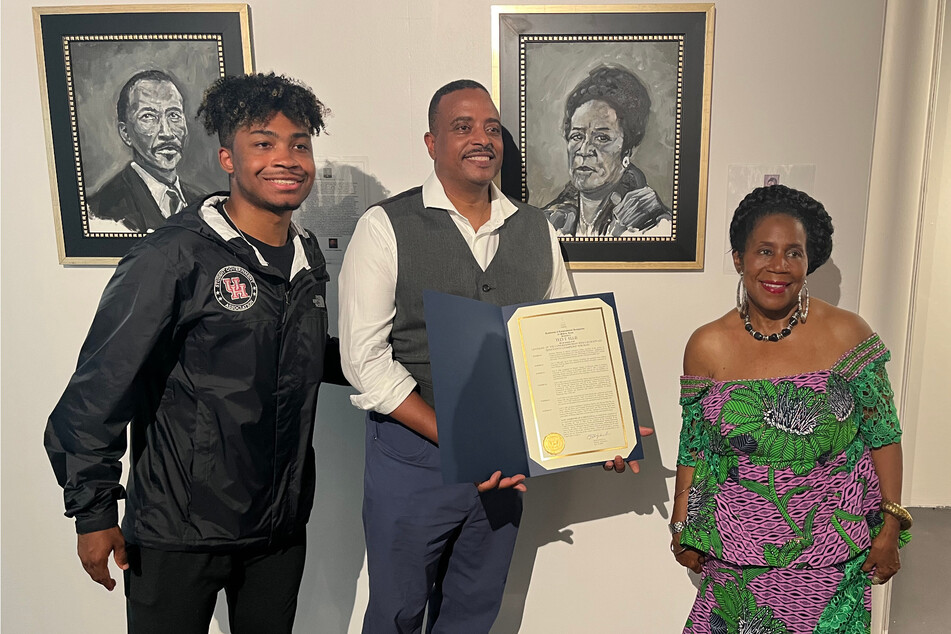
[423,291,643,485]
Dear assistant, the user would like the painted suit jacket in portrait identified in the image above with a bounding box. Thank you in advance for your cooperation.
[87,163,203,233]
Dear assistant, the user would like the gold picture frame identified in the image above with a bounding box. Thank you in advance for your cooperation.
[34,4,254,264]
[492,4,714,270]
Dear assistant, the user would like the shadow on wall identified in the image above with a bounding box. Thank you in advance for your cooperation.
[295,384,369,631]
[809,257,842,306]
[492,331,677,633]
[210,165,391,634]
[206,163,678,631]
[294,161,392,246]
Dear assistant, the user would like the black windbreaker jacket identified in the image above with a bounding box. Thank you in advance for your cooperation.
[45,194,346,551]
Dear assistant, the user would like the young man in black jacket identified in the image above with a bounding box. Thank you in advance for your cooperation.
[45,73,345,634]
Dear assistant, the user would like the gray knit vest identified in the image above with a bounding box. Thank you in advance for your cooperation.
[380,186,553,407]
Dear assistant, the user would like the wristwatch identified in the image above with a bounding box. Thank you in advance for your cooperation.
[668,521,687,535]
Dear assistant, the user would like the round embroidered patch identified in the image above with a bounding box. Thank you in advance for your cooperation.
[214,266,258,311]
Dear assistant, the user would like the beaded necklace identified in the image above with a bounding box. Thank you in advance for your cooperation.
[744,310,800,342]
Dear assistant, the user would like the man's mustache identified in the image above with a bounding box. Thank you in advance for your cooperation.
[463,145,496,158]
[152,142,182,154]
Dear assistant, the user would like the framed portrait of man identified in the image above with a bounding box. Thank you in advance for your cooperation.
[34,4,253,264]
[493,4,714,270]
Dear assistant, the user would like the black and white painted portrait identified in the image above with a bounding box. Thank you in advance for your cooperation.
[69,40,227,234]
[523,40,678,239]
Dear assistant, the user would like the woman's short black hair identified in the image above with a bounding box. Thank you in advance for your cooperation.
[729,185,834,275]
[197,72,329,147]
[563,66,651,155]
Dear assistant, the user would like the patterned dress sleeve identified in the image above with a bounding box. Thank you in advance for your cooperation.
[833,334,902,448]
[678,376,713,466]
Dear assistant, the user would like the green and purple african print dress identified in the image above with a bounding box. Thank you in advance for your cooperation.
[677,334,909,634]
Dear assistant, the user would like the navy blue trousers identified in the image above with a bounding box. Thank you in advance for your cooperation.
[361,412,521,634]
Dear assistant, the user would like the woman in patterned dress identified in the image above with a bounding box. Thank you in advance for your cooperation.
[671,185,911,634]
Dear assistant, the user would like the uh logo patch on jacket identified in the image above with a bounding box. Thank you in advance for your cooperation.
[214,265,258,312]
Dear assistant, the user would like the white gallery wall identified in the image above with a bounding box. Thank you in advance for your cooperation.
[905,1,951,508]
[861,0,951,511]
[4,0,944,632]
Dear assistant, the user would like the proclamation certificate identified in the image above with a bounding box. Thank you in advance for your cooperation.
[506,297,638,470]
[425,290,643,483]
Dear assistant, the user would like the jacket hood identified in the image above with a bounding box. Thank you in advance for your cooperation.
[163,192,319,278]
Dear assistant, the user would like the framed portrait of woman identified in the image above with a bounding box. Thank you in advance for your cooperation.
[493,4,714,270]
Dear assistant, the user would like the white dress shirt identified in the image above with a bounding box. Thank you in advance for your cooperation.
[339,172,573,415]
[130,162,186,217]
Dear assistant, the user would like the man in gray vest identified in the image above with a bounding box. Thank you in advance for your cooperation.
[339,79,574,632]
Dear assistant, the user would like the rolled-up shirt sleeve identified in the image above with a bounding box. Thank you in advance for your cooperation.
[338,206,417,414]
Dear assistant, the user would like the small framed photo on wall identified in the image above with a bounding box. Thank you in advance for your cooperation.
[34,4,253,264]
[493,4,714,270]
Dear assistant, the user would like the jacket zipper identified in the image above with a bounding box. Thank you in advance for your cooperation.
[270,282,291,544]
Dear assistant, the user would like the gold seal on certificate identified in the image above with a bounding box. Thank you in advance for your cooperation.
[543,432,565,455]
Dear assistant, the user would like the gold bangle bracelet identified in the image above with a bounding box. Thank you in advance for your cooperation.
[881,500,913,531]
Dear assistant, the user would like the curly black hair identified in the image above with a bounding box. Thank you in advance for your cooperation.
[729,185,834,275]
[563,66,651,155]
[197,72,329,147]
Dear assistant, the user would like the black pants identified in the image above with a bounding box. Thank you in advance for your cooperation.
[124,534,306,634]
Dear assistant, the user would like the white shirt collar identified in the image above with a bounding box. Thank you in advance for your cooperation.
[130,162,184,216]
[420,171,517,231]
